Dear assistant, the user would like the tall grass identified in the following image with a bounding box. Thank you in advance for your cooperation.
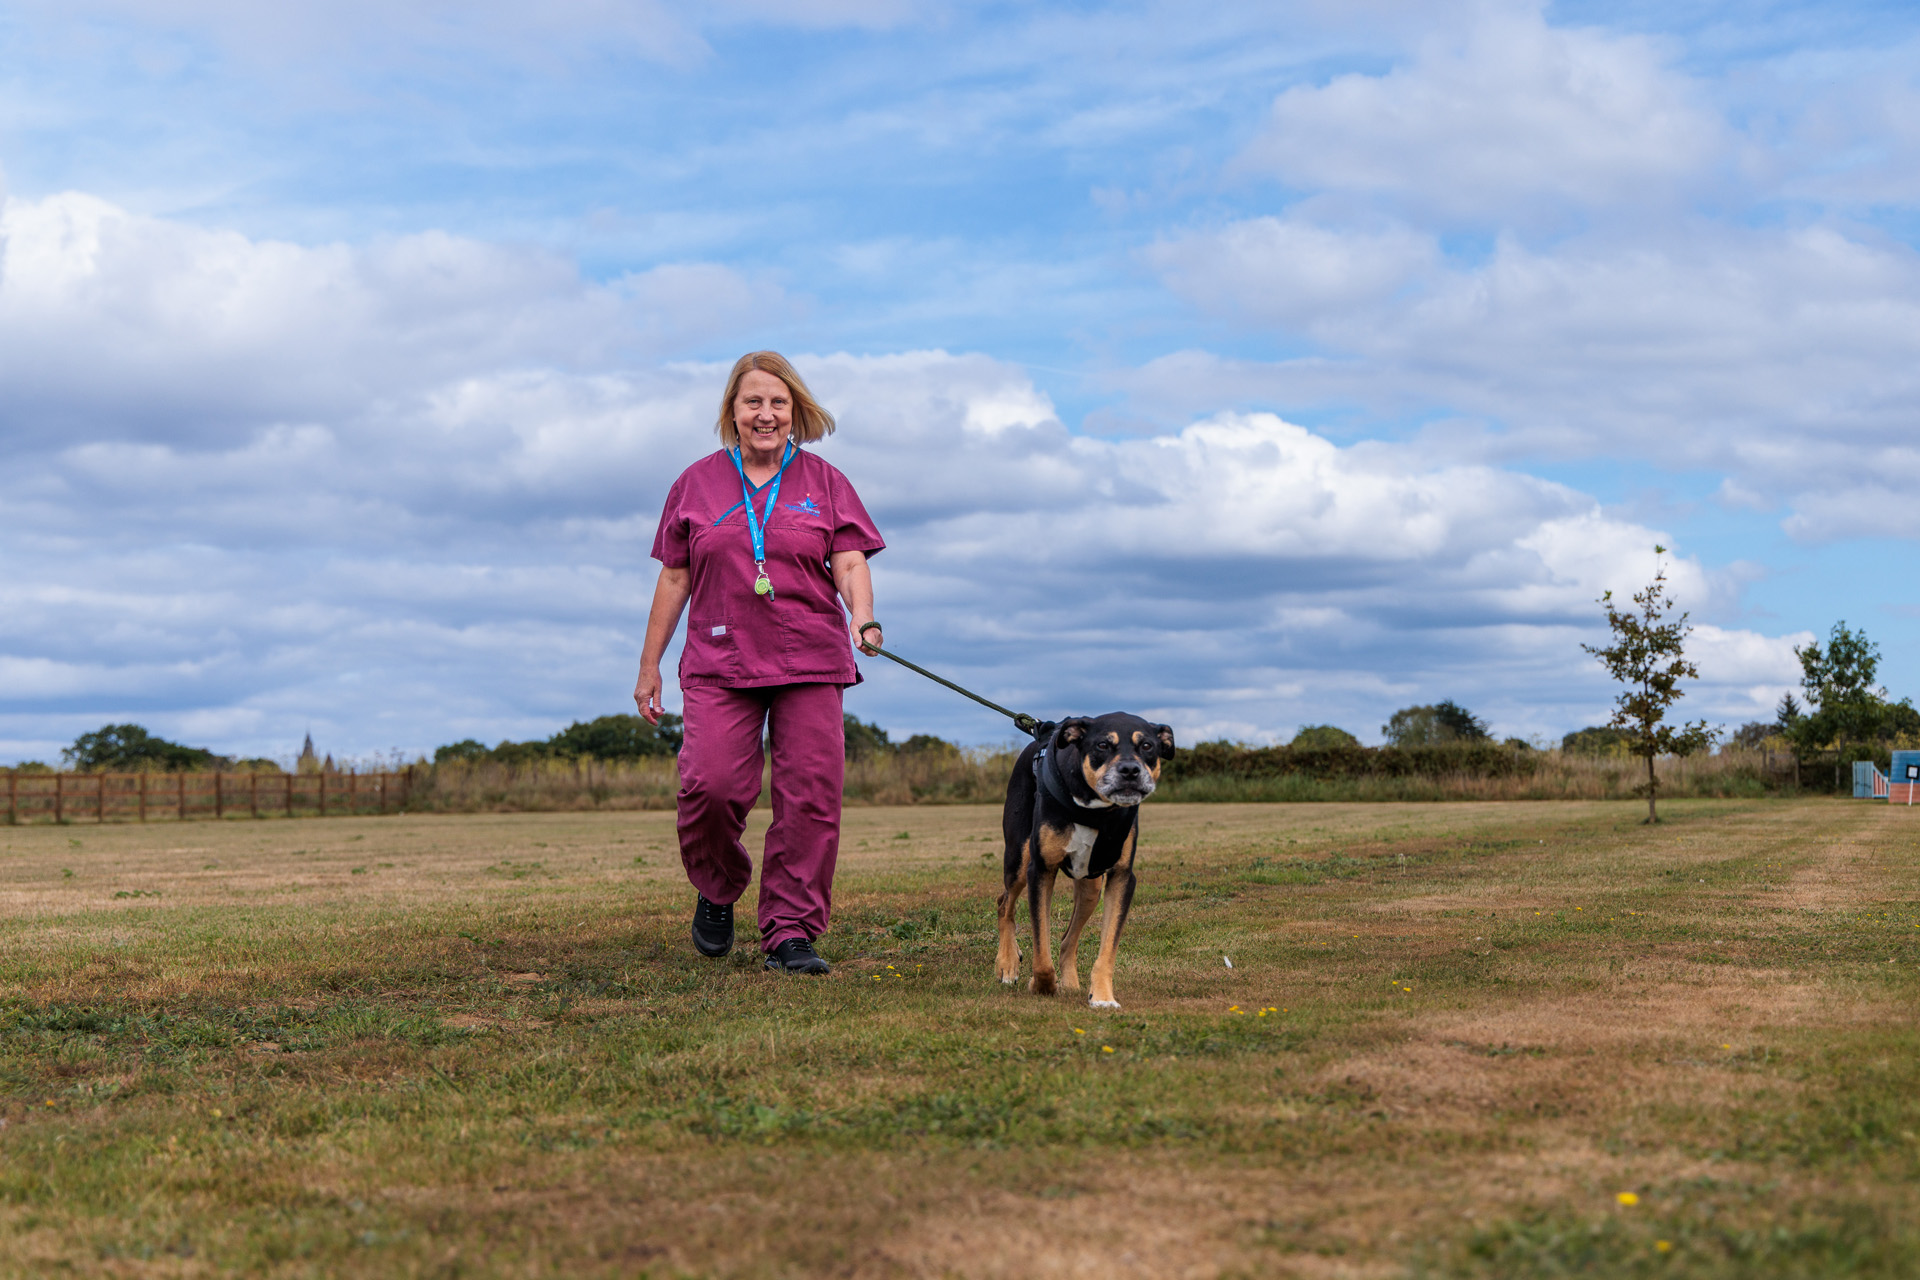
[1159,748,1783,802]
[5,744,1809,821]
[392,744,1799,813]
[404,756,681,813]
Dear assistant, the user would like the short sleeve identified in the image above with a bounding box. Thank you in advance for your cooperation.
[829,468,886,559]
[650,473,691,568]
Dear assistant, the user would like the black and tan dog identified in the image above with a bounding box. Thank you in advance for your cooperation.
[997,713,1174,1009]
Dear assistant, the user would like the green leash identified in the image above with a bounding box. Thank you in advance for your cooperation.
[858,623,1042,737]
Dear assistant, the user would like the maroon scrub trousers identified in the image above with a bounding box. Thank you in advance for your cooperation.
[650,447,885,952]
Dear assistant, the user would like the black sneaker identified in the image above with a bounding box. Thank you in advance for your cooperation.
[764,937,830,975]
[691,894,733,958]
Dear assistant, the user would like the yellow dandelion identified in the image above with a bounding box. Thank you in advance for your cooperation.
[43,1099,55,1108]
[1616,1192,1639,1207]
[1073,1028,1085,1034]
[210,1108,223,1119]
[1721,1043,1731,1049]
[1655,1241,1672,1253]
[1101,1045,1114,1053]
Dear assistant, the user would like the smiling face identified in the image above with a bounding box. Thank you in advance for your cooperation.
[732,368,794,466]
[1055,713,1176,807]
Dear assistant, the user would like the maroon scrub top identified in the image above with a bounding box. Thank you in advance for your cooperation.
[652,448,886,688]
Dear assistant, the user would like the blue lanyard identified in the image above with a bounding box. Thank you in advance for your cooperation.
[726,441,795,569]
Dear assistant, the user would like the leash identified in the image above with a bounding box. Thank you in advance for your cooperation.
[858,623,1043,737]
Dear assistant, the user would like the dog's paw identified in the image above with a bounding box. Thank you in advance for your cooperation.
[1089,998,1120,1010]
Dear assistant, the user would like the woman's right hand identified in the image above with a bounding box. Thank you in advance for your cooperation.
[634,665,665,725]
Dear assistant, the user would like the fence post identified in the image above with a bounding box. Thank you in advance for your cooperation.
[215,773,224,821]
[177,773,185,820]
[285,772,293,817]
[379,772,388,813]
[319,772,327,816]
[250,771,259,820]
[349,771,358,815]
[402,766,412,811]
[98,773,106,823]
[55,773,63,824]
[139,772,148,823]
[7,771,14,825]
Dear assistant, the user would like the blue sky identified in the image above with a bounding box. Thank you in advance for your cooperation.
[3,0,1918,763]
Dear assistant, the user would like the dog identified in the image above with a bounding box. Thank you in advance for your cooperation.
[996,713,1175,1009]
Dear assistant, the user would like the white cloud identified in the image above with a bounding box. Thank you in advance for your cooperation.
[1147,218,1436,325]
[1145,217,1920,540]
[0,192,771,448]
[1239,2,1724,221]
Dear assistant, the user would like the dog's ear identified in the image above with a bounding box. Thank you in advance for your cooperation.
[1154,724,1176,760]
[1053,718,1092,750]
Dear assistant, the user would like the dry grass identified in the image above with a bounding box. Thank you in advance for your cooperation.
[5,746,1799,828]
[2,799,1918,1277]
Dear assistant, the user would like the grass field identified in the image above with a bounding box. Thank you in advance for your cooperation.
[3,799,1918,1277]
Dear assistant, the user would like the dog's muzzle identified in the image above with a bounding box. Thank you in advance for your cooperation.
[1098,764,1156,807]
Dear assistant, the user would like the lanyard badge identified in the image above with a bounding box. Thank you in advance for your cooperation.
[727,441,795,602]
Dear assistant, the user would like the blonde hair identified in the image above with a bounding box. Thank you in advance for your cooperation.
[716,351,836,448]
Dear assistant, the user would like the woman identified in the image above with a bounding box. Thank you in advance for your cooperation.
[635,352,884,974]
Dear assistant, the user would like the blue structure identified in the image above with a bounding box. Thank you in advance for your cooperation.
[1894,751,1920,804]
[1854,760,1888,798]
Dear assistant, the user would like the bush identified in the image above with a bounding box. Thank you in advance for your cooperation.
[1165,738,1539,784]
[844,715,893,760]
[1382,701,1490,746]
[548,714,684,760]
[1290,724,1359,749]
[1563,725,1632,756]
[432,715,683,767]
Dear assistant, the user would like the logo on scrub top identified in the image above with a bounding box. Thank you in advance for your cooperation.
[785,496,821,515]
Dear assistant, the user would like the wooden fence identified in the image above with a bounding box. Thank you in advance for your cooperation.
[4,770,414,825]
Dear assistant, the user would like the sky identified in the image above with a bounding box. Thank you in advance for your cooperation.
[2,0,1918,764]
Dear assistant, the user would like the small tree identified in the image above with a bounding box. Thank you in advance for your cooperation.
[1785,622,1888,768]
[1582,547,1717,823]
